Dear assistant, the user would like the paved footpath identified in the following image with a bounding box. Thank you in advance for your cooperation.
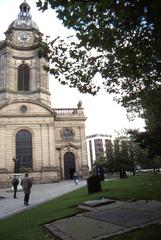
[0,180,86,220]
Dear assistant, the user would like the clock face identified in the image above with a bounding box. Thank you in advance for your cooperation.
[17,31,31,43]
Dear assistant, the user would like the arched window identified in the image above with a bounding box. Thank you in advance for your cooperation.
[18,64,30,91]
[16,129,32,169]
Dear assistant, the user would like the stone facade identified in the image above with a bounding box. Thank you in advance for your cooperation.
[0,1,88,187]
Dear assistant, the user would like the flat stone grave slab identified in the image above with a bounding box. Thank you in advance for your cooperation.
[85,207,161,227]
[43,200,161,240]
[44,215,125,240]
[122,200,161,212]
[81,198,115,207]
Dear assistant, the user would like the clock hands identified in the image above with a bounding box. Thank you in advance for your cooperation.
[17,32,31,43]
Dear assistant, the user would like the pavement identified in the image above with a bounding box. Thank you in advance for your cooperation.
[1,180,161,240]
[0,180,86,220]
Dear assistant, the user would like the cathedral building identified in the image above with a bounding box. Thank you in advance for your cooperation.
[0,1,88,187]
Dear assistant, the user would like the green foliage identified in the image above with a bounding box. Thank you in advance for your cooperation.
[142,88,161,130]
[36,0,161,116]
[108,224,161,240]
[112,129,148,175]
[36,0,161,153]
[94,152,107,166]
[129,127,161,161]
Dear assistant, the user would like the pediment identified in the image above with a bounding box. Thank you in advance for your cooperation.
[0,101,54,116]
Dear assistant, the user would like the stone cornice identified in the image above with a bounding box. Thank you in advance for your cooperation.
[55,117,87,121]
[12,55,35,60]
[0,114,54,118]
[0,40,39,51]
[32,89,51,95]
[5,27,41,35]
[0,88,50,95]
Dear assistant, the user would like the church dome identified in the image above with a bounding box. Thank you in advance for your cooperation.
[7,0,39,31]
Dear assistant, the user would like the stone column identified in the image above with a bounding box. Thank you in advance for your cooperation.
[0,127,6,170]
[48,123,56,167]
[41,124,49,168]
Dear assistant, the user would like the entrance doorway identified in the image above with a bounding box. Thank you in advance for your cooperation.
[64,152,76,180]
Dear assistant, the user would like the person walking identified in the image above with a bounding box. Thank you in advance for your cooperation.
[73,170,79,185]
[12,175,19,199]
[21,173,33,206]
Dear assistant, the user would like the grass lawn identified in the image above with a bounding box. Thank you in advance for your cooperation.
[1,173,161,240]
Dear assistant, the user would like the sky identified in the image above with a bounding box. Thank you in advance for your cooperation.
[0,0,145,136]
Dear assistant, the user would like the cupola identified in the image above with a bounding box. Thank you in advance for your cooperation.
[7,0,39,32]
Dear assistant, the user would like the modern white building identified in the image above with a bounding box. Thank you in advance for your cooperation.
[0,1,88,187]
[86,134,113,170]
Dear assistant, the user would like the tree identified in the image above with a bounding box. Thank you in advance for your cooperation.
[94,152,107,166]
[142,88,161,131]
[94,153,106,181]
[113,134,129,178]
[128,128,161,173]
[127,130,147,175]
[113,129,148,177]
[36,0,161,116]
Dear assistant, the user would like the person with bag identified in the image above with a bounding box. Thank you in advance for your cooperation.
[73,170,79,185]
[12,175,19,199]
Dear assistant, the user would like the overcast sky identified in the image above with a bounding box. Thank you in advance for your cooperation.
[0,0,145,136]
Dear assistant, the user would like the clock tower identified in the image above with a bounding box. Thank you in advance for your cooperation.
[0,0,50,106]
[0,1,89,186]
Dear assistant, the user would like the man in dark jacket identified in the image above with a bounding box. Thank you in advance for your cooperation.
[21,173,33,206]
[12,175,19,199]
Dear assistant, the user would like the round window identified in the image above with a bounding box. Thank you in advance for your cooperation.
[20,105,27,113]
